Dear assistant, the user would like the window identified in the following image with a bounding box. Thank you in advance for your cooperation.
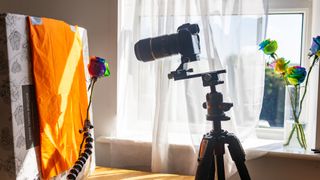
[259,13,304,128]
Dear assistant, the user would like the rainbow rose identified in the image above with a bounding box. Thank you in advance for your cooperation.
[259,39,278,55]
[88,56,110,78]
[68,56,110,179]
[273,58,289,74]
[286,66,306,85]
[310,36,320,57]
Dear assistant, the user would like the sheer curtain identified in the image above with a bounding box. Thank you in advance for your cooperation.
[306,0,320,149]
[117,0,268,176]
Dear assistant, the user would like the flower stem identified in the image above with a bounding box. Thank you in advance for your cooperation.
[298,123,307,149]
[86,78,97,120]
[295,123,304,148]
[79,77,97,156]
[285,82,298,122]
[297,56,317,119]
[284,124,296,146]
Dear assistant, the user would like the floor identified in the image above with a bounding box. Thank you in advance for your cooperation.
[87,166,194,180]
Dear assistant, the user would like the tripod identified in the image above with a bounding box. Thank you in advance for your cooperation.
[168,63,250,180]
[192,70,251,180]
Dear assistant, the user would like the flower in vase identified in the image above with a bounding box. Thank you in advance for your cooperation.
[259,39,278,55]
[258,38,315,149]
[286,66,306,86]
[273,58,289,75]
[88,56,110,78]
[310,36,320,57]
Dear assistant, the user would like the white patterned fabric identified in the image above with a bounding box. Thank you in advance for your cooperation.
[0,13,95,180]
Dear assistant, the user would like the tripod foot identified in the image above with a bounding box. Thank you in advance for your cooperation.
[226,133,251,180]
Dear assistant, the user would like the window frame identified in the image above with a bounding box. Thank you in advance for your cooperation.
[256,2,313,140]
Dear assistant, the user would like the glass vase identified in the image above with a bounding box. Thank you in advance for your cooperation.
[284,120,307,150]
[283,85,307,150]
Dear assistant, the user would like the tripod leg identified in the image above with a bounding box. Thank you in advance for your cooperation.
[215,147,225,180]
[195,137,215,180]
[225,133,251,180]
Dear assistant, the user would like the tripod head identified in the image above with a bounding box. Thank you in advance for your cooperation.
[168,68,233,122]
[201,71,233,122]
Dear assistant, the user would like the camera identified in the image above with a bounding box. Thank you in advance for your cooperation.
[134,23,201,62]
[134,23,249,180]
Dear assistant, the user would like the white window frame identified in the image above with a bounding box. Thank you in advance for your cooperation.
[256,0,312,140]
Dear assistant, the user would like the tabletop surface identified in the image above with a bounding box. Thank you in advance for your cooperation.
[87,166,194,180]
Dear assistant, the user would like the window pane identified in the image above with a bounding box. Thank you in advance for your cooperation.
[259,13,303,128]
[267,14,303,65]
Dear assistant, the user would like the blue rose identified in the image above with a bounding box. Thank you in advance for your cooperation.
[310,36,320,57]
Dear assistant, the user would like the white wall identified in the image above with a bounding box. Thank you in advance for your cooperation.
[0,0,118,166]
[233,156,320,180]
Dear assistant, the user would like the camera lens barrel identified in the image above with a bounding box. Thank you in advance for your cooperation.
[134,34,179,62]
[134,23,200,62]
[134,38,153,61]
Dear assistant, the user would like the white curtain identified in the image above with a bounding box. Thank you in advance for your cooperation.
[306,0,320,149]
[117,0,267,177]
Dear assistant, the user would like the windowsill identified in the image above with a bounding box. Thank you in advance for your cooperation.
[256,127,283,140]
[97,136,320,161]
[96,136,196,149]
[96,136,151,145]
[248,141,320,161]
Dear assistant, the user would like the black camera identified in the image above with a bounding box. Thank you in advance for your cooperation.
[134,23,200,62]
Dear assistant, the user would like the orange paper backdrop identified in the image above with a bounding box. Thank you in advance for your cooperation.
[28,17,88,179]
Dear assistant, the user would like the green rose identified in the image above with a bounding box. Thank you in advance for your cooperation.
[259,39,278,55]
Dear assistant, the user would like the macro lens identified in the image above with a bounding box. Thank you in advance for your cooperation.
[134,34,179,62]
